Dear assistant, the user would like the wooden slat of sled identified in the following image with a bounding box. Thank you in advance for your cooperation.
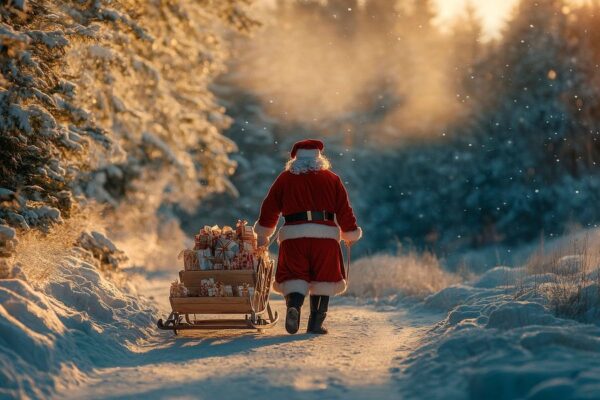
[179,270,255,286]
[170,297,252,314]
[183,319,252,328]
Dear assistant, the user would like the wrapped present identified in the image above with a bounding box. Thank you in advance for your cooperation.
[212,262,224,270]
[197,248,213,270]
[221,225,235,239]
[182,250,199,271]
[215,281,225,297]
[199,280,209,296]
[230,254,240,270]
[223,245,258,270]
[232,256,239,270]
[200,278,215,296]
[241,241,255,252]
[236,220,257,247]
[236,219,249,237]
[234,285,243,297]
[170,281,188,298]
[239,252,255,270]
[210,225,222,238]
[194,234,208,250]
[214,237,239,263]
[239,283,250,297]
[194,226,214,250]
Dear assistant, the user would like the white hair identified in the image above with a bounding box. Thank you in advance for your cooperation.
[285,153,331,175]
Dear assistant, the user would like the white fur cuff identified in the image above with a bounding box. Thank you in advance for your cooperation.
[278,223,341,243]
[341,227,362,242]
[254,221,276,239]
[273,279,309,296]
[310,280,347,296]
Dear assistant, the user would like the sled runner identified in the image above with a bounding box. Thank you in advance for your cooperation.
[157,254,279,334]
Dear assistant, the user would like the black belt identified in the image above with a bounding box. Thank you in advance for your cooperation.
[284,211,335,223]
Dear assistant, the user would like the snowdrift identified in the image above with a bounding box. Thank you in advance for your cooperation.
[399,262,600,400]
[0,251,155,399]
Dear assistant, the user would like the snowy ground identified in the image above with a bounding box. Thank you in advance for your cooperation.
[4,235,600,399]
[57,269,439,400]
[400,265,600,400]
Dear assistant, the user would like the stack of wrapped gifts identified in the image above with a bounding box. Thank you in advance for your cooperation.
[194,278,256,298]
[181,220,262,272]
[172,220,266,299]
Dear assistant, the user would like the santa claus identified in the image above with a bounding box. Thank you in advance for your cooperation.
[254,139,362,334]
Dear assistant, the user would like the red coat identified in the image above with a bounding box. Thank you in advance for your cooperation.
[255,169,361,241]
[254,169,362,296]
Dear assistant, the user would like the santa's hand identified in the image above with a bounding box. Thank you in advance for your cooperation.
[340,227,362,245]
[257,235,270,247]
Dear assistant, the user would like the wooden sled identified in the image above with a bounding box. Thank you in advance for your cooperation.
[157,256,279,334]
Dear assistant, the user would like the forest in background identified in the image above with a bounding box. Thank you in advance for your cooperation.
[186,0,600,268]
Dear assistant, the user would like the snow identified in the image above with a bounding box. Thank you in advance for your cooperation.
[473,265,525,288]
[59,299,433,400]
[399,257,600,400]
[0,251,154,399]
[1,243,448,399]
[485,301,559,330]
[3,237,600,400]
[0,225,16,242]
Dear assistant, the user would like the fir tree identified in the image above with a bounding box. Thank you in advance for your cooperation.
[0,1,257,265]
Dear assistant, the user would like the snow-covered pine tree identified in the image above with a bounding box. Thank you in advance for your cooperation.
[0,4,109,232]
[462,0,584,241]
[0,1,257,269]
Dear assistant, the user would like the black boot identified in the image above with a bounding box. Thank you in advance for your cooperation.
[307,295,329,334]
[284,292,305,334]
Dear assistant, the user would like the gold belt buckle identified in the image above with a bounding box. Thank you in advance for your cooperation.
[307,211,312,221]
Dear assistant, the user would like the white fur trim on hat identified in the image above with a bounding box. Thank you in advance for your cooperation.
[278,223,341,243]
[310,280,347,296]
[273,279,309,296]
[254,221,276,239]
[295,149,320,158]
[341,227,363,242]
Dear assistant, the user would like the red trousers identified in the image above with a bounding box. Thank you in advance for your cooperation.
[276,238,345,284]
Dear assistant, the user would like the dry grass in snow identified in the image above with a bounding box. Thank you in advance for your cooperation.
[522,231,600,320]
[14,206,109,283]
[346,251,461,299]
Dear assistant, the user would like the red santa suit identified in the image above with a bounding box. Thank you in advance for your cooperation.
[254,140,362,297]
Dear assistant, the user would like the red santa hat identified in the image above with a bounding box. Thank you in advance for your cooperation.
[290,139,324,158]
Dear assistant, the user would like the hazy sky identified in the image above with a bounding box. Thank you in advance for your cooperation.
[258,1,522,39]
[433,0,520,38]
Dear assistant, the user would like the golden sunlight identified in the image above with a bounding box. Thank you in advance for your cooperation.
[433,0,520,38]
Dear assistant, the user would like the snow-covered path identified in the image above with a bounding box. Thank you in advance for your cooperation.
[58,272,437,400]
